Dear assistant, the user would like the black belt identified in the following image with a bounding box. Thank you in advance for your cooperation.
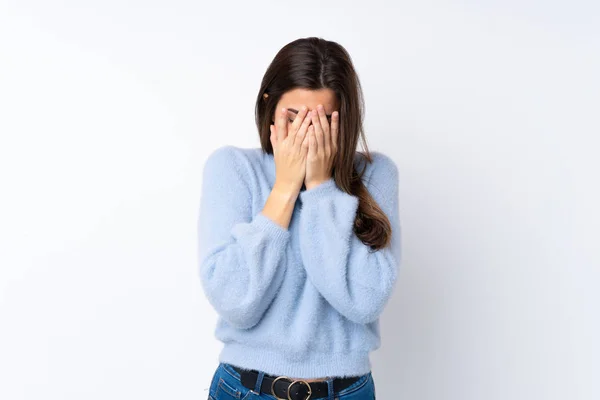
[230,365,362,400]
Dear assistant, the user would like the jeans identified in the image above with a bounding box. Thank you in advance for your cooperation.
[207,363,376,400]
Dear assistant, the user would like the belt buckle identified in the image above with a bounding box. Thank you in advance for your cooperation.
[271,376,312,400]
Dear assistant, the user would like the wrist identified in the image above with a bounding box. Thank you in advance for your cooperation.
[305,177,333,191]
[272,182,300,202]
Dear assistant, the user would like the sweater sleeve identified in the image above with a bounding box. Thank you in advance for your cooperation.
[297,152,401,324]
[197,146,291,330]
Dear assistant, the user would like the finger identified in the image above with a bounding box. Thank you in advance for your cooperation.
[311,110,324,155]
[291,105,309,134]
[301,125,310,154]
[288,105,306,145]
[275,107,288,143]
[317,105,331,157]
[294,109,313,148]
[307,126,316,156]
[330,111,339,155]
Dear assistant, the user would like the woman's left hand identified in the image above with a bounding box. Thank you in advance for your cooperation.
[305,105,339,190]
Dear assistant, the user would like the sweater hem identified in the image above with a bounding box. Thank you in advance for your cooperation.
[218,343,371,379]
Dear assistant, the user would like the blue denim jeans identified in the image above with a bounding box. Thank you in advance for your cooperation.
[207,363,376,400]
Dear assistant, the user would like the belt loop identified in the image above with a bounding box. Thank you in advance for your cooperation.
[253,371,265,393]
[326,377,335,400]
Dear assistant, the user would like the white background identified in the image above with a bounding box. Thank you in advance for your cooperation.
[0,1,598,399]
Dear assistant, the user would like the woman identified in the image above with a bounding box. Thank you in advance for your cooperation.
[198,37,401,400]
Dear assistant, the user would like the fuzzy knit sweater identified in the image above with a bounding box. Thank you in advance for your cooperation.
[197,145,401,379]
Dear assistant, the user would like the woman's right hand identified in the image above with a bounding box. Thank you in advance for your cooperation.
[270,106,312,195]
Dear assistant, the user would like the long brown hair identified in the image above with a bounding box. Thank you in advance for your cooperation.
[254,37,391,251]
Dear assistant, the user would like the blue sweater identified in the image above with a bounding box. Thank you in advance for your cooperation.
[197,145,401,379]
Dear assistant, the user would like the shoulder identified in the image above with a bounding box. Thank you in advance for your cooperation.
[203,145,261,178]
[204,145,247,167]
[370,151,398,174]
[355,150,399,181]
[354,150,399,201]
